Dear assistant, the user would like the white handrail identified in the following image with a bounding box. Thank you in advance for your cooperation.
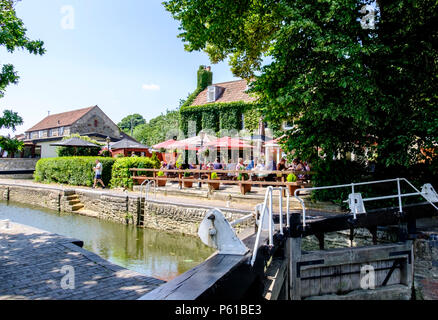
[250,186,290,266]
[295,178,438,227]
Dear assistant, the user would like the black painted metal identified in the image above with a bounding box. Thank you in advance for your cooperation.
[382,259,402,286]
[0,170,34,175]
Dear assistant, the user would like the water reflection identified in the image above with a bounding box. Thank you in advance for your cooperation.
[0,201,214,281]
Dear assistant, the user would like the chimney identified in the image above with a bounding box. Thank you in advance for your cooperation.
[197,65,213,89]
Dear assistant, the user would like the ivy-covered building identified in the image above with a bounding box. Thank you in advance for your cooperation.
[179,66,260,136]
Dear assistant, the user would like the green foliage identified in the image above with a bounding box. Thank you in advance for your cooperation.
[34,157,115,187]
[118,114,146,133]
[0,136,23,155]
[175,154,183,168]
[197,65,213,89]
[133,109,180,146]
[157,171,165,177]
[243,108,260,134]
[163,0,279,79]
[183,170,191,178]
[0,110,23,131]
[100,150,111,157]
[180,101,253,135]
[211,172,218,180]
[0,0,45,98]
[56,134,103,157]
[286,173,297,183]
[110,156,160,189]
[166,0,438,184]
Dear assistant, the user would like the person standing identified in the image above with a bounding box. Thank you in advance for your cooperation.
[93,159,105,189]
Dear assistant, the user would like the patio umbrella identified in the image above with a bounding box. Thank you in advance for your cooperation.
[110,138,150,150]
[167,134,216,151]
[50,137,101,147]
[204,136,253,149]
[153,139,177,150]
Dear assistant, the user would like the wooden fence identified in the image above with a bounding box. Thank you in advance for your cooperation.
[130,168,313,193]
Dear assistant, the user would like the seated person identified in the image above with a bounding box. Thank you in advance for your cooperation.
[226,160,236,178]
[213,158,223,170]
[253,160,268,179]
[246,159,255,170]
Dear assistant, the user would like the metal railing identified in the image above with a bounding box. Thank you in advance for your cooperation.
[294,178,438,228]
[250,186,290,266]
[140,179,156,201]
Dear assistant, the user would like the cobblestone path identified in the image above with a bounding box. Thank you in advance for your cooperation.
[0,221,165,300]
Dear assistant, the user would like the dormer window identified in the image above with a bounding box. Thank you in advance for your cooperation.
[207,86,216,102]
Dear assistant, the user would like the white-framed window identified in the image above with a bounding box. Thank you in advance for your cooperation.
[207,86,216,102]
[283,120,295,131]
[38,130,44,138]
[58,126,64,136]
[48,129,53,137]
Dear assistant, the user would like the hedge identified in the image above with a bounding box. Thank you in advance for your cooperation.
[34,157,115,187]
[110,156,160,189]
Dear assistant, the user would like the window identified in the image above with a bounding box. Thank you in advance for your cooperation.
[58,127,64,136]
[48,129,52,137]
[207,86,216,102]
[283,120,295,131]
[94,119,98,127]
[38,130,44,138]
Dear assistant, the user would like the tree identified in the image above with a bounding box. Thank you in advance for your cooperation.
[164,0,438,186]
[118,114,146,134]
[0,0,45,98]
[0,135,23,157]
[0,109,23,131]
[133,109,180,146]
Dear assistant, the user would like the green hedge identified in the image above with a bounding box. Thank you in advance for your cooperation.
[34,157,115,187]
[110,156,160,189]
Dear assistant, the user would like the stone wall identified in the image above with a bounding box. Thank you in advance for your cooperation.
[0,184,62,211]
[75,190,140,225]
[0,182,251,237]
[0,158,38,171]
[414,237,438,299]
[70,106,120,140]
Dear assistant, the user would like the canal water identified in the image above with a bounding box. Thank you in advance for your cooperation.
[0,201,214,281]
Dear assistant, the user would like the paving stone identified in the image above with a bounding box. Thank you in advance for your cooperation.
[0,222,165,300]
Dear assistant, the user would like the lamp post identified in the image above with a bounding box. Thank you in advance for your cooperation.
[198,131,205,188]
[106,136,111,157]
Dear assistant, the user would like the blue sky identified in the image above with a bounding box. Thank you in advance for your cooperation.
[0,0,239,136]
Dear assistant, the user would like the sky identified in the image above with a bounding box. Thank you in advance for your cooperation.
[0,0,240,136]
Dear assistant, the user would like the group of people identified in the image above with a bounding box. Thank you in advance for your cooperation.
[158,157,311,181]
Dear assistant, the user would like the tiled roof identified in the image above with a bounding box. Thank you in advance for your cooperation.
[191,79,257,106]
[26,106,96,132]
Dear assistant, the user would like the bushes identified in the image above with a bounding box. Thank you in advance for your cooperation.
[110,156,160,189]
[34,157,115,187]
[35,156,160,189]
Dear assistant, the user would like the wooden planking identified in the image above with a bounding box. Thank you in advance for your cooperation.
[300,242,412,268]
[340,264,353,293]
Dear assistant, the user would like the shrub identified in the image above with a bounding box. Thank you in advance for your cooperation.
[183,170,191,178]
[110,156,160,189]
[34,157,115,187]
[211,172,218,180]
[157,171,164,177]
[287,173,297,182]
